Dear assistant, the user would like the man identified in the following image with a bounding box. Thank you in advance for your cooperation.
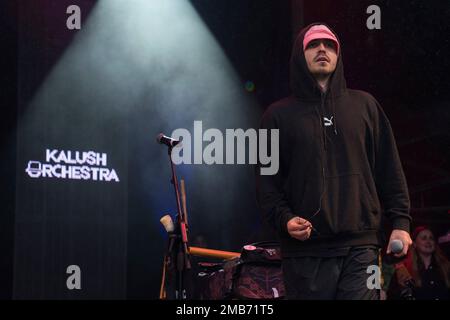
[256,23,412,300]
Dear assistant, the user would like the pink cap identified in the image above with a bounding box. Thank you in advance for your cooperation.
[303,25,340,54]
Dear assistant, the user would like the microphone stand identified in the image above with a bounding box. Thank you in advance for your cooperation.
[166,146,191,300]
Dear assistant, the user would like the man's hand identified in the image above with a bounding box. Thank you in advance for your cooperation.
[387,229,412,258]
[287,217,312,241]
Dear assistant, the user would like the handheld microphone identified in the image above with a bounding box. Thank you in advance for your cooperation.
[390,239,404,254]
[384,240,406,265]
[156,133,181,148]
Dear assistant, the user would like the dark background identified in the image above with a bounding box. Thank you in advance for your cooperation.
[1,0,449,299]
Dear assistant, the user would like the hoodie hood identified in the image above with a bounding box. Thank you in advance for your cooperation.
[290,22,347,100]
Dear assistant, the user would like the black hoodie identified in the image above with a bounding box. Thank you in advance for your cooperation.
[256,23,411,257]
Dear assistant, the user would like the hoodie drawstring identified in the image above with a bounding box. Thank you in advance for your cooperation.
[318,92,327,151]
[331,93,338,135]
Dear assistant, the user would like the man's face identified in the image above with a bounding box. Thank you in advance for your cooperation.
[304,39,338,78]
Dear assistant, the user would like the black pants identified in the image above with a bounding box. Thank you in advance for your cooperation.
[282,247,380,300]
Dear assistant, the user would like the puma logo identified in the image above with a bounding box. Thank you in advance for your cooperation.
[324,116,334,127]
